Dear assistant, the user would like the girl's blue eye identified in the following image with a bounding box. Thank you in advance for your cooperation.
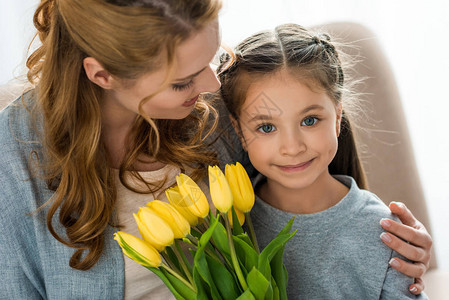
[302,116,318,126]
[172,80,194,91]
[257,124,276,133]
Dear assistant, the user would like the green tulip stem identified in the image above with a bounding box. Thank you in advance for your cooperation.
[161,262,197,293]
[161,251,181,274]
[194,221,207,234]
[174,240,194,285]
[222,212,248,291]
[206,242,231,269]
[244,212,260,254]
[186,234,199,246]
[203,218,210,229]
[208,239,233,270]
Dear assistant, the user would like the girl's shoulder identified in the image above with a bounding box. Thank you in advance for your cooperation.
[337,175,400,223]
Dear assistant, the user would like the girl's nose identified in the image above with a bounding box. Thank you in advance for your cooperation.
[279,130,306,156]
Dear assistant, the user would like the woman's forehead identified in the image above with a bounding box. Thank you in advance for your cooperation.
[173,19,220,79]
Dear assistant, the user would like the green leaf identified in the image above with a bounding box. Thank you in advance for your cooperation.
[193,264,210,300]
[270,246,288,300]
[193,216,222,300]
[236,233,254,248]
[175,240,193,275]
[211,221,231,258]
[165,246,183,276]
[236,289,256,300]
[231,206,244,235]
[233,235,258,273]
[148,267,195,300]
[277,217,296,236]
[194,250,222,299]
[191,227,203,240]
[197,215,219,252]
[271,277,280,300]
[270,217,296,300]
[246,267,273,300]
[206,254,241,299]
[254,217,296,298]
[258,231,296,279]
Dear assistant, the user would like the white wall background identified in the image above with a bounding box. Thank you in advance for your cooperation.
[1,0,448,271]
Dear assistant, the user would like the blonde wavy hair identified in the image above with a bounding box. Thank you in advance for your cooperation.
[26,0,222,270]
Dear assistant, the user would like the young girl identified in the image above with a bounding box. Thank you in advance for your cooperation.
[0,0,430,298]
[218,23,428,299]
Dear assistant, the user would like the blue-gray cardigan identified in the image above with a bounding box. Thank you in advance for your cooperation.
[0,91,124,299]
[0,91,245,299]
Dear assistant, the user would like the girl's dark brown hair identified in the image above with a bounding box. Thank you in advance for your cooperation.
[218,23,367,189]
[27,0,221,270]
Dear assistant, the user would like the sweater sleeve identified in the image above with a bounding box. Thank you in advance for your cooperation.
[0,238,43,299]
[380,250,428,299]
[0,102,45,298]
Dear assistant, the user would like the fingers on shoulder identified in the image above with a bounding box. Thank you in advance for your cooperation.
[381,231,430,265]
[389,257,427,279]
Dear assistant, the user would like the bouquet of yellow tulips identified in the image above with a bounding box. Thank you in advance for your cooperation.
[114,162,296,300]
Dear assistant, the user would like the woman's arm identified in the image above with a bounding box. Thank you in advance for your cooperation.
[380,201,432,295]
[0,247,43,299]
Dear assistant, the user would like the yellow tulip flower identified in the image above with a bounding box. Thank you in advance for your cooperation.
[176,173,209,218]
[208,165,233,213]
[228,208,245,227]
[225,162,255,213]
[114,231,161,267]
[134,207,174,251]
[165,186,200,226]
[147,200,190,239]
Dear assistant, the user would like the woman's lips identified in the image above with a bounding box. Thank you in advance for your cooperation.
[183,95,199,107]
[277,159,314,173]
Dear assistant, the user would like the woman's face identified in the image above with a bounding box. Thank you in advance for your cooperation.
[104,19,221,123]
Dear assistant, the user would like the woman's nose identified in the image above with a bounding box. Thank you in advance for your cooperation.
[197,64,221,94]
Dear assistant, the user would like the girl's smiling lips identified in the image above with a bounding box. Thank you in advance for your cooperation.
[277,159,314,172]
[182,95,199,107]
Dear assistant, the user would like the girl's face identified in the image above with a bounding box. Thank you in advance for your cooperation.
[104,19,221,123]
[236,70,342,193]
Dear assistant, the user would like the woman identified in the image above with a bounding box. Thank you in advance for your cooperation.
[0,0,431,299]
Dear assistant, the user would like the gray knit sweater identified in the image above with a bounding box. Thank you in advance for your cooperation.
[250,174,428,300]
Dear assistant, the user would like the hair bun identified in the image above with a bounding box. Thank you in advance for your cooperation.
[312,36,321,44]
[319,33,331,42]
[219,52,231,64]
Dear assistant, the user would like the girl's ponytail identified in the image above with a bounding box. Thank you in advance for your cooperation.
[329,113,367,189]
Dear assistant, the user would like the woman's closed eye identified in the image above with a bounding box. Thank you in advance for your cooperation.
[172,79,194,91]
[257,123,276,133]
[301,116,319,127]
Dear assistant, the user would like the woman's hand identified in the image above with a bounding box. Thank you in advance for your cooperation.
[380,201,433,295]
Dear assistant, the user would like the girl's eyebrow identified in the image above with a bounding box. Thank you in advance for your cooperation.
[174,66,207,82]
[247,104,325,123]
[247,114,273,123]
[301,104,325,114]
